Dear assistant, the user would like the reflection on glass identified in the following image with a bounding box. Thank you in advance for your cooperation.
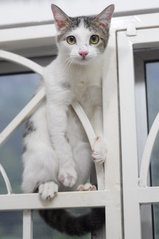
[146,62,159,239]
[0,73,39,238]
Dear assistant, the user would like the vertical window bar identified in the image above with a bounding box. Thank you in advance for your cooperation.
[23,210,33,239]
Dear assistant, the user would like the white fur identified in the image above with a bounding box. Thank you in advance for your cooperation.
[22,22,107,198]
[39,181,58,201]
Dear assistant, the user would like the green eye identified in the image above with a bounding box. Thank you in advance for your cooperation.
[66,36,76,45]
[90,35,99,45]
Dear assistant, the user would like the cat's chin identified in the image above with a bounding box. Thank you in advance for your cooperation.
[72,57,95,66]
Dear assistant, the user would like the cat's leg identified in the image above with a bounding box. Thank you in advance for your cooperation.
[22,144,59,195]
[92,136,107,164]
[46,99,77,188]
[71,141,93,190]
[22,104,60,201]
[91,103,107,164]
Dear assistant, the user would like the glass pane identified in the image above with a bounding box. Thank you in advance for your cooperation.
[146,62,159,186]
[0,211,22,239]
[0,73,39,238]
[0,73,40,193]
[146,61,159,239]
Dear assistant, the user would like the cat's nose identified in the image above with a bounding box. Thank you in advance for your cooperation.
[79,51,88,57]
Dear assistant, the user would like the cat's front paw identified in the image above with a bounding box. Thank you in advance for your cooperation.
[77,183,96,191]
[58,167,77,188]
[92,136,107,164]
[38,181,58,201]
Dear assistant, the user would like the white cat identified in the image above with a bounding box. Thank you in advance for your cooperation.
[22,4,114,236]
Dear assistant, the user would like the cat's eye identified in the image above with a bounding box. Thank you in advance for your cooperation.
[90,35,99,45]
[66,36,76,45]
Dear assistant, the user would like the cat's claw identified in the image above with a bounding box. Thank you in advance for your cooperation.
[77,183,96,191]
[92,136,107,164]
[58,168,77,187]
[38,181,58,201]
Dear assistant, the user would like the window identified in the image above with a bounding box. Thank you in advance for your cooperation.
[146,61,159,239]
[117,19,159,239]
[4,3,159,239]
[135,51,159,239]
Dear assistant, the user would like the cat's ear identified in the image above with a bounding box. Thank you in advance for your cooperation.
[51,4,71,32]
[94,4,115,29]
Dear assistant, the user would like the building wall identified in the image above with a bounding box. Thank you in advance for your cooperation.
[0,0,158,28]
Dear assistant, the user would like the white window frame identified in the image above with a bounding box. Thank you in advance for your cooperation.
[117,18,159,239]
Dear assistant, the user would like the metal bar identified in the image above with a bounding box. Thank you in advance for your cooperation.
[0,50,43,76]
[118,31,142,239]
[0,163,12,194]
[139,113,159,187]
[0,190,120,211]
[138,187,159,204]
[23,210,33,239]
[72,101,105,190]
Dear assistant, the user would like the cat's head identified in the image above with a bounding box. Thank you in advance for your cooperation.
[51,4,114,65]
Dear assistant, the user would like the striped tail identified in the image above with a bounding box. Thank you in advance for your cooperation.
[39,208,105,236]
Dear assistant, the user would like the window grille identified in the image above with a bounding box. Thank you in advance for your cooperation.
[0,49,121,239]
[118,25,159,239]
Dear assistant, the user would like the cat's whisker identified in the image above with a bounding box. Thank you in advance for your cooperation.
[65,57,73,71]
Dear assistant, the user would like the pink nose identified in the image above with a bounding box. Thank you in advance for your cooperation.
[79,51,88,57]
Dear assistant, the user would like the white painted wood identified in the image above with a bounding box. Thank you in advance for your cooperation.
[23,210,33,239]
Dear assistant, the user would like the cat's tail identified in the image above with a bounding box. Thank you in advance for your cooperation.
[39,208,105,236]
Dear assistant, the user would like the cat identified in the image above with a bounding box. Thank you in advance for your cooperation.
[22,3,114,236]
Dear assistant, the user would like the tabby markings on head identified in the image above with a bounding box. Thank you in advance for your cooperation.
[52,4,114,50]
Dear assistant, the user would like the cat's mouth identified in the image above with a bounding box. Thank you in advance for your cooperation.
[81,55,87,61]
[70,54,94,65]
[78,57,90,65]
[78,54,94,64]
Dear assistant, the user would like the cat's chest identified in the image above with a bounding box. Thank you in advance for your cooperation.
[69,69,101,101]
[69,73,102,120]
